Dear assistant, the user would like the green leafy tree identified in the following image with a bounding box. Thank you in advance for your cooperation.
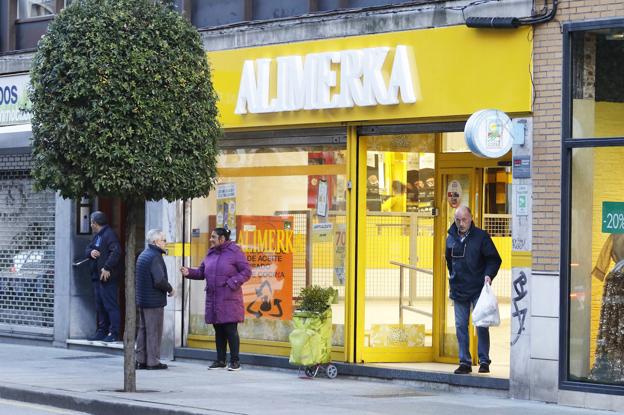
[29,0,220,391]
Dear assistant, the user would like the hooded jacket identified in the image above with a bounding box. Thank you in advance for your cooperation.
[186,240,251,324]
[445,222,502,302]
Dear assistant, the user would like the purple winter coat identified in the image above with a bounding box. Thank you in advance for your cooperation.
[186,241,251,324]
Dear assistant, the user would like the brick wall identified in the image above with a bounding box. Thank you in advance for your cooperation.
[532,0,624,271]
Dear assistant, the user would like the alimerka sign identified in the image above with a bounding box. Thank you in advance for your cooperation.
[239,215,294,320]
[234,45,417,114]
[207,25,533,128]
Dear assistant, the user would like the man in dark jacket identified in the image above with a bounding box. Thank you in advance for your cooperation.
[85,211,122,342]
[135,229,174,370]
[445,205,501,375]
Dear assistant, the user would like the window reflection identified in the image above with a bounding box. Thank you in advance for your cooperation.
[569,146,624,385]
[187,145,347,348]
[18,0,56,18]
[571,29,624,139]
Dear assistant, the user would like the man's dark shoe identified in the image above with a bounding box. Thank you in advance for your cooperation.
[102,333,118,342]
[136,362,147,370]
[208,361,227,370]
[454,364,472,374]
[145,363,168,370]
[88,332,107,341]
[228,361,241,371]
[478,363,490,373]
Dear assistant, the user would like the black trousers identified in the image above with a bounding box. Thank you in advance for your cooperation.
[213,323,239,363]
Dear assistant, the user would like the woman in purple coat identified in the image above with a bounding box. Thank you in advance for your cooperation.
[181,228,251,371]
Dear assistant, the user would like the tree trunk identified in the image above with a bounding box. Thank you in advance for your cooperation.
[123,200,139,392]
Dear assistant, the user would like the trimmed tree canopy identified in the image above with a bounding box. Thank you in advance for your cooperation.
[30,0,220,201]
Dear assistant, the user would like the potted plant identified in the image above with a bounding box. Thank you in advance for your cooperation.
[296,285,337,314]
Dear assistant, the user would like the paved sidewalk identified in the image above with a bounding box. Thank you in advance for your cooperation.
[0,342,614,415]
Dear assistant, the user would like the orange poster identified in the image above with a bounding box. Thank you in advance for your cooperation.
[238,215,294,320]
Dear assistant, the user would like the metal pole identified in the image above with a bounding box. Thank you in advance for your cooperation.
[399,265,404,326]
[409,213,418,306]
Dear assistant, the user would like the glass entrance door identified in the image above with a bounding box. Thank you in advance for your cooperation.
[357,134,437,362]
[435,168,481,363]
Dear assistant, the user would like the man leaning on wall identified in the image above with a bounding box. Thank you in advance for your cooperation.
[85,211,122,342]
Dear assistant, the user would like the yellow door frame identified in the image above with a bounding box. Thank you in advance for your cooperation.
[434,167,481,364]
[348,132,511,364]
[345,126,359,363]
[353,133,435,363]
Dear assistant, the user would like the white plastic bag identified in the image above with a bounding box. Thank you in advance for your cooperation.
[472,283,500,327]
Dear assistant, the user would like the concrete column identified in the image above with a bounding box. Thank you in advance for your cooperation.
[145,199,184,361]
[55,195,96,346]
[509,118,533,400]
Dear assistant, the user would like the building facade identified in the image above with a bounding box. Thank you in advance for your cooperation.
[531,0,624,409]
[1,0,623,411]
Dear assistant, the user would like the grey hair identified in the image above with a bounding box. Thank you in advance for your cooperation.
[146,229,165,244]
[90,211,107,226]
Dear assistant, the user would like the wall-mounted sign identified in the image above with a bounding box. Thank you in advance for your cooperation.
[513,155,531,179]
[239,215,294,320]
[316,179,328,218]
[464,109,513,159]
[216,183,236,241]
[235,45,417,114]
[333,224,346,286]
[208,26,533,129]
[0,74,31,126]
[602,202,624,234]
[515,185,529,216]
[312,222,333,243]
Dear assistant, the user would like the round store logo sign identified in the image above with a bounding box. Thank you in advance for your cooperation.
[464,109,513,158]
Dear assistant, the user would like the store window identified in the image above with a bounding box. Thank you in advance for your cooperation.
[17,0,74,19]
[564,21,624,389]
[571,29,624,139]
[187,143,347,349]
[441,132,470,153]
[18,0,56,18]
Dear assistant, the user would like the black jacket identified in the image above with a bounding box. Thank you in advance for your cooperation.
[85,225,122,282]
[445,222,502,302]
[136,244,172,308]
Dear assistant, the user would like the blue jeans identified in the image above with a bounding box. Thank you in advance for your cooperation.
[93,279,120,336]
[454,294,490,366]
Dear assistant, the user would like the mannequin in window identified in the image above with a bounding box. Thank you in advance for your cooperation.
[590,233,624,383]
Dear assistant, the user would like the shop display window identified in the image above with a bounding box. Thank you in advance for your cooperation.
[564,22,624,389]
[569,147,624,385]
[18,0,56,18]
[187,144,347,347]
[571,29,624,139]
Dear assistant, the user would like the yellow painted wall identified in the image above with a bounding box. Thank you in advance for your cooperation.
[208,25,532,129]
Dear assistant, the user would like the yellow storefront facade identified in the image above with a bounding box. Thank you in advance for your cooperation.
[184,24,532,369]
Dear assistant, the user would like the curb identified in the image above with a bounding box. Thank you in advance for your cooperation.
[0,384,225,415]
[175,347,510,392]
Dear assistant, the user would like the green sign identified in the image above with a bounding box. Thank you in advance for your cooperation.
[0,74,32,126]
[602,202,624,233]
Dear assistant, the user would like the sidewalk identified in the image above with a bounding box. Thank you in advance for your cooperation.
[0,342,614,415]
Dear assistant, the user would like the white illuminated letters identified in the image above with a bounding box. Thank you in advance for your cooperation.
[234,45,418,115]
